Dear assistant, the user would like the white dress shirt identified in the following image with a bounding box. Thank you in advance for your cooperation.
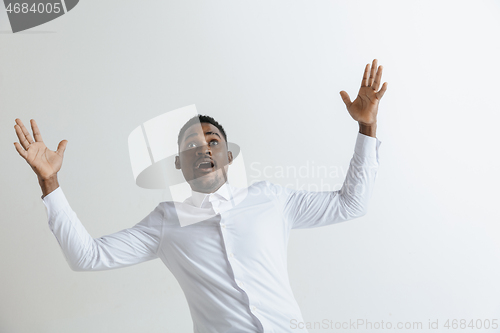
[43,133,381,333]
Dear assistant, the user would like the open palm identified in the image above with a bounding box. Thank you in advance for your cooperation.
[14,119,67,180]
[340,59,388,125]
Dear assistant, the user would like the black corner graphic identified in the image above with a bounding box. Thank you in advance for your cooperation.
[64,0,77,11]
[3,0,79,33]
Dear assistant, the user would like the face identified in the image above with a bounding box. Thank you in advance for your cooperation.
[175,122,233,193]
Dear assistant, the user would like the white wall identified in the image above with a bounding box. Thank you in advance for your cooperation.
[1,1,499,332]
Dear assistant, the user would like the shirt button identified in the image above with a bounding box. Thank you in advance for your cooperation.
[229,253,234,258]
[237,281,244,288]
[251,306,257,311]
[221,223,226,229]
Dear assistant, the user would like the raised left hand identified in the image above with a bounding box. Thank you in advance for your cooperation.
[340,59,388,126]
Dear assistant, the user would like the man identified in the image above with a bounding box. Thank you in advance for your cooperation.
[14,59,387,332]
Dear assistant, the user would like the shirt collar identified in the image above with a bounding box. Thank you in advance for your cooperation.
[190,182,232,208]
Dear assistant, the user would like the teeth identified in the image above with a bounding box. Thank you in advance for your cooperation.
[198,161,213,169]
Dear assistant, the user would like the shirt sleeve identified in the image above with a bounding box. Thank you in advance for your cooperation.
[43,187,164,271]
[270,132,381,229]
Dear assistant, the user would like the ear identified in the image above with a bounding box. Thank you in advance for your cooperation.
[227,151,233,165]
[175,156,181,170]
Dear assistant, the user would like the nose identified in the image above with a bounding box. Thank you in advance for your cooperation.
[196,144,212,156]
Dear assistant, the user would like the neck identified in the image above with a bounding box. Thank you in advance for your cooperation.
[191,181,226,194]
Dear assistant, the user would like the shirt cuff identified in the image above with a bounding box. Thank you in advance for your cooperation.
[42,187,69,221]
[354,132,382,163]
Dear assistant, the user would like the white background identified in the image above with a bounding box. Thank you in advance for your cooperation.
[1,1,499,332]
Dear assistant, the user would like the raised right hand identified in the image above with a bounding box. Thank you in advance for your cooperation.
[14,119,68,180]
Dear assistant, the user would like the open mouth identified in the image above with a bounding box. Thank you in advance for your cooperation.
[195,159,215,172]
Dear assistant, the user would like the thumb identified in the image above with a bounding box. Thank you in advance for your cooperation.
[56,140,68,156]
[339,91,352,108]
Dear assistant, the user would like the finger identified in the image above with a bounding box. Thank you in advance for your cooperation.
[339,91,352,108]
[30,119,44,142]
[14,124,32,150]
[361,64,370,87]
[14,142,28,159]
[56,140,68,156]
[368,59,378,87]
[376,82,388,100]
[372,65,383,91]
[15,118,35,145]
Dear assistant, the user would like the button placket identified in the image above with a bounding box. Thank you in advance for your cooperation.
[218,210,267,332]
[217,213,240,291]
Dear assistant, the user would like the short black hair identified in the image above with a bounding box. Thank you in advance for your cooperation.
[177,115,228,148]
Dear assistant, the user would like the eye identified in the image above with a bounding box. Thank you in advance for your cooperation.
[209,140,219,146]
[187,142,197,148]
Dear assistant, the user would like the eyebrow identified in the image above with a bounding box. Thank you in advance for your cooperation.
[183,131,222,143]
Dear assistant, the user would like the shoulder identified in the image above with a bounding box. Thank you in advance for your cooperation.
[132,202,168,230]
[157,201,176,219]
[156,201,186,227]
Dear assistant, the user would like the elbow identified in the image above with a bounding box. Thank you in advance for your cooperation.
[68,260,86,272]
[65,240,104,271]
[353,201,370,218]
[69,261,100,272]
[346,203,368,219]
[66,251,112,272]
[340,196,370,219]
[355,207,369,218]
[66,252,95,272]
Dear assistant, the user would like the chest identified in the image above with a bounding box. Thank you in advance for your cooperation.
[161,195,289,263]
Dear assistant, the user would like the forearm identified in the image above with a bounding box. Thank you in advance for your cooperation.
[285,133,381,229]
[44,189,104,271]
[43,188,161,271]
[338,133,380,217]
